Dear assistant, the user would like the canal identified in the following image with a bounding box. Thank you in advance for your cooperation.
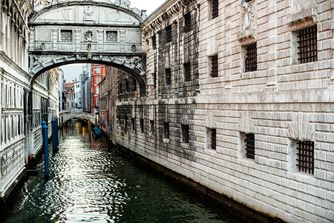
[5,122,242,223]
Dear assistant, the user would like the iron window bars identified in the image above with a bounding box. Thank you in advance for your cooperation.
[245,133,255,159]
[297,25,317,64]
[245,42,257,72]
[296,141,314,174]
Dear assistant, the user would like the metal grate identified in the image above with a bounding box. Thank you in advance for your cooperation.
[296,141,314,174]
[212,0,219,19]
[210,55,218,77]
[211,128,216,150]
[184,12,191,33]
[245,43,257,72]
[297,25,317,64]
[152,35,157,49]
[124,117,128,131]
[166,25,172,43]
[245,133,255,159]
[184,62,191,81]
[164,122,170,139]
[182,124,189,143]
[106,31,117,42]
[165,68,171,85]
[60,30,72,42]
[140,119,144,133]
[245,0,253,2]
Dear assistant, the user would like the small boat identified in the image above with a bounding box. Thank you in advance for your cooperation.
[92,126,102,138]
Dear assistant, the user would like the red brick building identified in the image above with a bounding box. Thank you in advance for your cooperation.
[90,64,106,113]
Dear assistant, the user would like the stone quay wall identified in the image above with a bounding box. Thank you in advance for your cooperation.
[110,0,334,222]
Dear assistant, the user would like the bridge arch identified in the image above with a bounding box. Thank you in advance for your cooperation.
[28,0,147,95]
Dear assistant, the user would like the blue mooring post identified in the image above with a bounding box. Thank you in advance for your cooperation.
[52,117,58,154]
[56,117,59,150]
[42,120,49,180]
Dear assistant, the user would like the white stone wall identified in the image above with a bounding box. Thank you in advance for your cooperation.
[114,0,334,222]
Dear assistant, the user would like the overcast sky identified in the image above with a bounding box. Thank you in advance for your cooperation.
[61,0,165,82]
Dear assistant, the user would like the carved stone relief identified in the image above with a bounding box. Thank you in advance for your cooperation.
[240,0,255,38]
[84,5,94,21]
[288,113,315,141]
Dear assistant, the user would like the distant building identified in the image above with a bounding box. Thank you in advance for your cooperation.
[80,64,91,113]
[64,81,75,111]
[74,79,81,109]
[58,68,66,111]
[91,64,106,114]
[99,66,113,137]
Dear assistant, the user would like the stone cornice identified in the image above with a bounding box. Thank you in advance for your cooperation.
[0,51,31,79]
[142,0,195,37]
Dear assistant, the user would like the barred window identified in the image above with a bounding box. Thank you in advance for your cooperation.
[244,42,257,72]
[184,62,191,81]
[296,141,314,174]
[184,12,192,33]
[165,68,171,85]
[152,72,157,88]
[106,31,118,42]
[211,129,216,150]
[244,133,255,159]
[164,122,170,139]
[124,117,128,131]
[152,35,157,49]
[150,120,154,133]
[140,119,144,133]
[211,0,219,19]
[60,30,72,42]
[210,55,218,77]
[132,118,135,131]
[182,124,189,143]
[297,25,317,64]
[166,25,172,43]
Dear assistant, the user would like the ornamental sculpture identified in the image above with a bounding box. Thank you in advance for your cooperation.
[241,0,255,37]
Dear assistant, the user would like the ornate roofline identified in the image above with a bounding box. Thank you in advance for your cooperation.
[29,0,146,23]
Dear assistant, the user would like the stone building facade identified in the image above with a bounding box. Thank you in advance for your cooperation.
[111,0,334,222]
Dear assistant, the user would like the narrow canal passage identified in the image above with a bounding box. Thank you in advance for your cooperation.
[5,122,242,223]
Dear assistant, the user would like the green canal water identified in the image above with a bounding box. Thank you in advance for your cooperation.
[5,122,243,223]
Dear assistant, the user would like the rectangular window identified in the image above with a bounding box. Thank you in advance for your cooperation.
[244,42,257,72]
[297,25,317,64]
[207,128,216,150]
[106,31,118,42]
[166,25,172,43]
[184,12,191,33]
[184,62,191,81]
[210,55,218,77]
[296,141,314,174]
[60,30,72,42]
[152,35,157,49]
[140,119,144,133]
[165,68,171,85]
[150,120,154,134]
[244,133,255,159]
[132,118,135,131]
[182,124,189,143]
[124,117,128,131]
[152,72,157,88]
[211,0,219,19]
[164,122,170,139]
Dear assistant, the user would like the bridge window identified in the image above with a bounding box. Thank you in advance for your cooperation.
[60,30,73,42]
[106,31,118,42]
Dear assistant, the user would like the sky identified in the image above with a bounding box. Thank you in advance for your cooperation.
[61,0,165,82]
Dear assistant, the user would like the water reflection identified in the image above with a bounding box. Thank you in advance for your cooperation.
[5,121,242,223]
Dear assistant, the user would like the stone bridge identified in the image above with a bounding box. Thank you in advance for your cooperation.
[59,111,95,125]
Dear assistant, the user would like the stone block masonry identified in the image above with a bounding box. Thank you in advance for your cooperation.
[110,0,334,222]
